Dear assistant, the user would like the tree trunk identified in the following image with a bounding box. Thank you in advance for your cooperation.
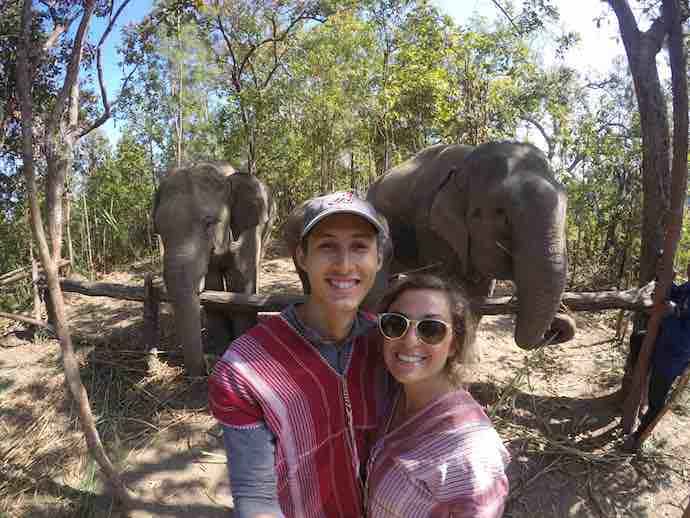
[31,245,41,321]
[617,0,689,432]
[607,0,671,330]
[16,0,132,506]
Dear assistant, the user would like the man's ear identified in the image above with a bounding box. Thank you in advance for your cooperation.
[295,244,307,272]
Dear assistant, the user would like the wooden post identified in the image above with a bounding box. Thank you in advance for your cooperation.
[143,273,160,366]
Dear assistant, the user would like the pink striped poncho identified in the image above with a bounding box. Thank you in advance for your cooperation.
[208,313,389,518]
[365,388,510,518]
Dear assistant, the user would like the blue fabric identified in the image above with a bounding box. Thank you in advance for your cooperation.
[654,281,690,380]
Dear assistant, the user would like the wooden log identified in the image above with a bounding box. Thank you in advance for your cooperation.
[0,259,70,286]
[53,277,656,314]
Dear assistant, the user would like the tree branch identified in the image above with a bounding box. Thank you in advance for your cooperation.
[43,12,81,51]
[46,0,97,138]
[521,115,554,160]
[490,0,521,32]
[78,0,137,138]
[215,15,241,91]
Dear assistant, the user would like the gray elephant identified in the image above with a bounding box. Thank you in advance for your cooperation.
[154,161,276,375]
[366,141,576,352]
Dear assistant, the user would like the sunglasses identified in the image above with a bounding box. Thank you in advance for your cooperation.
[378,312,451,346]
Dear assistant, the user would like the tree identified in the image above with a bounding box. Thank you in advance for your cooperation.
[201,0,329,174]
[602,0,689,431]
[604,0,687,299]
[16,0,141,506]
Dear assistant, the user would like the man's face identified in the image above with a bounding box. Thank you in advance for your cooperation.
[296,213,382,315]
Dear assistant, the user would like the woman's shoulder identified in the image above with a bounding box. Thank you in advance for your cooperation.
[407,389,509,472]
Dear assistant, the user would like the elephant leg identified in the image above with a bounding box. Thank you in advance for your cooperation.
[202,266,233,354]
[205,307,233,354]
[228,226,262,337]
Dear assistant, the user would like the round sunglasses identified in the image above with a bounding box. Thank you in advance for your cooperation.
[378,312,451,346]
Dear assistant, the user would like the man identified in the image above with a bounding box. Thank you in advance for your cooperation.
[625,260,690,451]
[208,192,390,518]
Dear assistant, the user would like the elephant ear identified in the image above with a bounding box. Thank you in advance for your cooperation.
[428,169,469,277]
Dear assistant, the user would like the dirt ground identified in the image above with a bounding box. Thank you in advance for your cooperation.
[1,248,689,518]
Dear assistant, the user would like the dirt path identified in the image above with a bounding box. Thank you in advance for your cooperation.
[1,254,688,517]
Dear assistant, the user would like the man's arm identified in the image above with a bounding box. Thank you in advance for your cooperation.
[223,424,285,518]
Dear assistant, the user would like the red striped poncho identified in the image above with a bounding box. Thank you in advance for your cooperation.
[365,388,510,518]
[208,313,389,518]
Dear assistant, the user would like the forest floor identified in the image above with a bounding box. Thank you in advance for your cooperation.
[1,243,689,518]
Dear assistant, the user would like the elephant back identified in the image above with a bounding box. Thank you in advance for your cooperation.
[459,141,561,189]
[367,144,474,226]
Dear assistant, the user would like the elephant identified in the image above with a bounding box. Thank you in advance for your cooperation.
[153,161,276,375]
[365,141,576,354]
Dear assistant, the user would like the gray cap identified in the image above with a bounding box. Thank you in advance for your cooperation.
[301,191,385,239]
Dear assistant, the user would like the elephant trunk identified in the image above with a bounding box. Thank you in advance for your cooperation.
[512,186,569,349]
[162,243,209,376]
[172,290,205,376]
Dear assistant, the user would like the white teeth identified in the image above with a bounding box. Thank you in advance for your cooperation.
[397,353,427,363]
[330,280,357,289]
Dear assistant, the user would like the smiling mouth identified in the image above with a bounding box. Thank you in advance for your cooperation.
[328,279,359,289]
[396,353,428,364]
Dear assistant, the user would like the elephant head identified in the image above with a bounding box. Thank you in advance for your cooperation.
[427,142,574,348]
[153,162,274,375]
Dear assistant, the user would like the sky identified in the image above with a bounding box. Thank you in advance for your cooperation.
[95,0,629,144]
[433,0,626,75]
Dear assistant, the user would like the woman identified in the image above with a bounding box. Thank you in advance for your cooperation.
[366,273,510,517]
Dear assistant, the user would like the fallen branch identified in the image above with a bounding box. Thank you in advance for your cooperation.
[0,259,70,286]
[0,311,55,333]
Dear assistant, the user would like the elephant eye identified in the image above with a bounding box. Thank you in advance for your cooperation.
[205,216,219,228]
[471,208,482,219]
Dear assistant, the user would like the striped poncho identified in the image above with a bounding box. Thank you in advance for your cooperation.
[208,313,389,518]
[365,388,510,518]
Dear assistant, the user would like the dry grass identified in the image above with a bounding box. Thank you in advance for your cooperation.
[473,342,690,517]
[0,340,210,518]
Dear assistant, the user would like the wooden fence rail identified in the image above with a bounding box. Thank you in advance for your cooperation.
[53,277,656,315]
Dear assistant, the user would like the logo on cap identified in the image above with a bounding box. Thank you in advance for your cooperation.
[326,192,354,206]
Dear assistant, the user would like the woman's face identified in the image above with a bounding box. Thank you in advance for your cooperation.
[381,288,455,388]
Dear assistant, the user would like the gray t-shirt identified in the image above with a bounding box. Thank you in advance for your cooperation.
[221,304,376,518]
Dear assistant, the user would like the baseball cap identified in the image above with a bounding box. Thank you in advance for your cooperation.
[300,191,385,239]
